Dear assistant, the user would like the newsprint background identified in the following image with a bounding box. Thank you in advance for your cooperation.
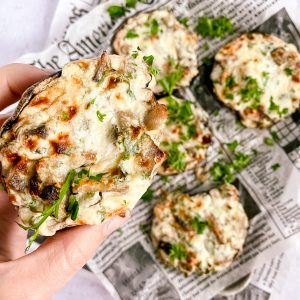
[9,0,300,299]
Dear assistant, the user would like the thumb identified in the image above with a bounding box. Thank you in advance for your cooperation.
[2,216,128,300]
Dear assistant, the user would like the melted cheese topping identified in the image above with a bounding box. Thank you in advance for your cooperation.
[211,33,300,128]
[113,10,198,93]
[151,184,248,275]
[158,96,211,175]
[0,54,166,236]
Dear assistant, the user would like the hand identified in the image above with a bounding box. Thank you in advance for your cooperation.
[0,64,128,300]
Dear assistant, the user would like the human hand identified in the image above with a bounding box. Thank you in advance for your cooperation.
[0,64,128,300]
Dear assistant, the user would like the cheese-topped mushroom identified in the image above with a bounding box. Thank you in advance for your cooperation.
[151,184,248,275]
[113,10,199,94]
[0,53,166,245]
[158,96,211,175]
[211,33,300,128]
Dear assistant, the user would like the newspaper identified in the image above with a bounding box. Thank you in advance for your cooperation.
[13,0,300,299]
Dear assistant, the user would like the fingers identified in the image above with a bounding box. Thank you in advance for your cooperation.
[0,64,51,111]
[0,191,27,262]
[9,216,128,299]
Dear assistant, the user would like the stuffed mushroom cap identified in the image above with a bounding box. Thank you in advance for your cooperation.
[113,10,199,94]
[158,96,211,175]
[0,53,167,239]
[151,184,248,275]
[211,33,300,128]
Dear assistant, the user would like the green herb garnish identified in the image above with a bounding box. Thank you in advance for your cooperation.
[203,42,209,50]
[107,5,126,20]
[226,140,239,152]
[126,29,139,38]
[196,16,233,38]
[271,131,279,142]
[139,224,150,234]
[211,161,235,183]
[240,76,263,106]
[89,173,106,182]
[169,243,188,262]
[264,137,274,146]
[211,151,252,183]
[96,111,106,122]
[19,170,76,251]
[178,17,189,27]
[67,195,79,221]
[190,218,208,234]
[150,19,159,35]
[284,68,293,76]
[158,68,183,95]
[62,111,69,120]
[225,75,236,89]
[269,97,288,117]
[233,152,252,171]
[141,188,153,203]
[271,163,281,171]
[142,55,160,76]
[125,0,137,8]
[166,143,186,172]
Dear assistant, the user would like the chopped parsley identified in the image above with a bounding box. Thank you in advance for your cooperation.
[270,132,279,142]
[166,143,186,172]
[143,55,160,76]
[226,140,239,152]
[211,161,235,183]
[126,29,139,38]
[211,151,253,183]
[284,68,293,76]
[96,111,106,122]
[166,97,193,125]
[240,76,263,107]
[269,97,288,117]
[264,137,274,146]
[271,163,281,171]
[139,224,150,234]
[67,195,79,221]
[233,152,252,171]
[158,68,183,95]
[150,19,160,35]
[89,173,106,182]
[225,75,236,89]
[125,0,137,8]
[196,16,233,38]
[190,218,208,234]
[107,5,126,20]
[62,111,69,120]
[141,188,153,203]
[19,170,76,251]
[169,243,188,262]
[178,17,189,28]
[203,42,209,50]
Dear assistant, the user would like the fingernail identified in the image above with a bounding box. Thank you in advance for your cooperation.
[43,69,57,75]
[0,113,12,119]
[103,215,129,236]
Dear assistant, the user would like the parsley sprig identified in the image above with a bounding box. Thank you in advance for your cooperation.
[210,144,253,183]
[169,243,188,262]
[19,170,76,251]
[196,16,233,38]
[143,55,160,76]
[190,218,208,234]
[166,142,186,172]
[158,68,183,95]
